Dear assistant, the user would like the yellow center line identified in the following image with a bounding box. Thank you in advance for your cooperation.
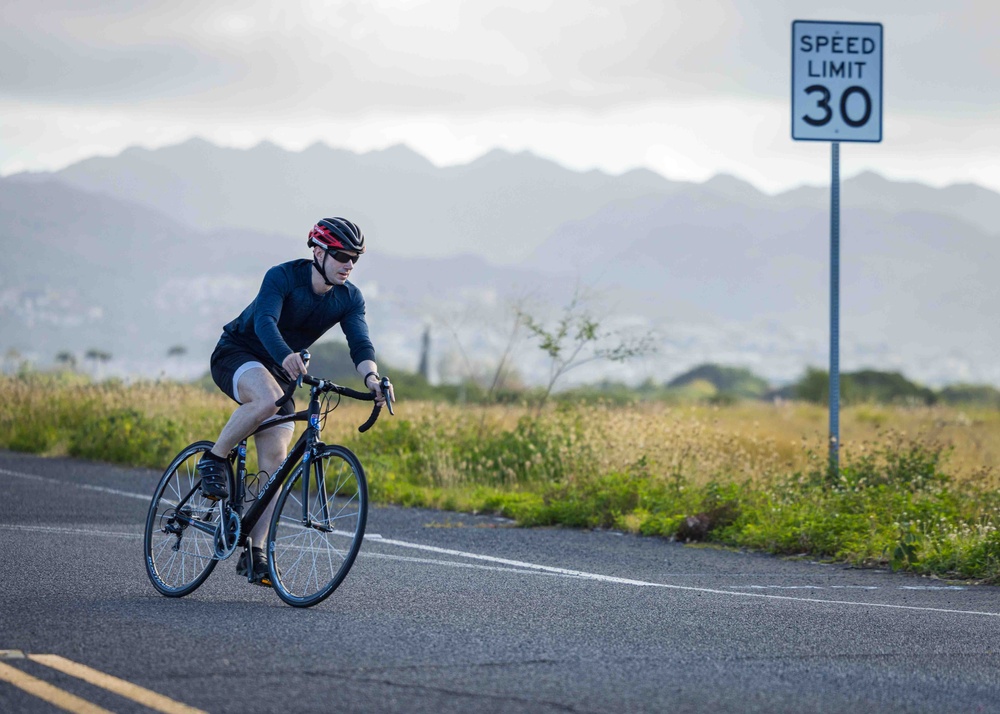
[0,660,114,714]
[29,654,208,714]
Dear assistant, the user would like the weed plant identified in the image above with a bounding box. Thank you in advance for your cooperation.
[2,373,999,580]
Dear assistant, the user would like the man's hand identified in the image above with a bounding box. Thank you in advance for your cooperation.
[365,373,395,407]
[282,351,308,380]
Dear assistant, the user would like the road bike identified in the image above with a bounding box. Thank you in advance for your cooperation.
[143,352,392,607]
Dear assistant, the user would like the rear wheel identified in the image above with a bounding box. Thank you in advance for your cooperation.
[144,441,221,597]
[268,445,368,607]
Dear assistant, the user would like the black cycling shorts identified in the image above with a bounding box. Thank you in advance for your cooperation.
[210,343,296,416]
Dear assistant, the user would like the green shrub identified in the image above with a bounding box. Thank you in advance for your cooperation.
[68,408,184,468]
[4,372,999,582]
[6,421,60,453]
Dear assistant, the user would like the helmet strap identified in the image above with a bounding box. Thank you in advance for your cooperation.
[312,251,337,287]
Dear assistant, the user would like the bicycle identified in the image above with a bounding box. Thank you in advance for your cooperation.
[143,351,393,608]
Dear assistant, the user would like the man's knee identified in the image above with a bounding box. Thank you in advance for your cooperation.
[255,428,292,464]
[236,368,283,416]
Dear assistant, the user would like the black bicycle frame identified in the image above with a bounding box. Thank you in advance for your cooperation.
[170,372,380,544]
[235,401,323,546]
[170,397,323,545]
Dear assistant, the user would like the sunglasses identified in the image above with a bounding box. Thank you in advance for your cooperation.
[325,249,360,264]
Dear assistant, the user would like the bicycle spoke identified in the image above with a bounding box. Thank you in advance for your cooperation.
[163,549,179,584]
[325,536,336,578]
[269,446,367,606]
[152,538,174,557]
[326,492,359,526]
[145,443,219,596]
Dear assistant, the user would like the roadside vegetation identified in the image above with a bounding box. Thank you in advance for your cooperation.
[3,365,1000,583]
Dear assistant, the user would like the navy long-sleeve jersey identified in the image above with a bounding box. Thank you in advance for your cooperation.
[217,259,376,369]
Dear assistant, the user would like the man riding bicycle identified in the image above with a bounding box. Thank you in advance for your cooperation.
[196,217,394,585]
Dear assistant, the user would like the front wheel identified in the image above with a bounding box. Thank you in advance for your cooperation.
[144,441,221,597]
[267,445,368,607]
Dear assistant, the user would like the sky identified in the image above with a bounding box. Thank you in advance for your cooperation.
[1,0,998,193]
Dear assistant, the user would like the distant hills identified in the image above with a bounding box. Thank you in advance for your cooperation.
[665,364,1000,407]
[24,139,678,263]
[775,171,1000,237]
[2,138,998,387]
[530,186,999,344]
[667,364,770,399]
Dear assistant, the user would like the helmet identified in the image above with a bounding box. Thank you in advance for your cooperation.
[307,217,366,254]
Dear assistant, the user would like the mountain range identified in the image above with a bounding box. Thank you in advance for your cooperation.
[2,138,997,387]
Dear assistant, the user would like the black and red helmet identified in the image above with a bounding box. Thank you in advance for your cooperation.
[308,217,366,254]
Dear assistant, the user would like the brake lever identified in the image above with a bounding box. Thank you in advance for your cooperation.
[296,349,311,387]
[379,376,394,416]
[276,349,311,407]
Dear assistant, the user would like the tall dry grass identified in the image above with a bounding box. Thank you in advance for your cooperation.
[4,373,1000,580]
[3,373,997,486]
[328,399,1000,490]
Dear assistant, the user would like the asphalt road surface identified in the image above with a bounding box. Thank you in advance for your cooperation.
[2,449,1000,713]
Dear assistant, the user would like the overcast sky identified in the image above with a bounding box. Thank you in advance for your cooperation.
[2,0,998,192]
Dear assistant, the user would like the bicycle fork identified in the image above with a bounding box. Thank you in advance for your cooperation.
[301,454,334,532]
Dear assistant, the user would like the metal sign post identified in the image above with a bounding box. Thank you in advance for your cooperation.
[791,20,883,472]
[829,142,840,468]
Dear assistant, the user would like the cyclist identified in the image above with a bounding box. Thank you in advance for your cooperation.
[196,217,394,585]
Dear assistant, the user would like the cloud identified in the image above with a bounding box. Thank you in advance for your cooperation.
[1,0,997,193]
[1,0,997,115]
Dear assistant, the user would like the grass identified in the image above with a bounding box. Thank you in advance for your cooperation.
[3,372,1000,581]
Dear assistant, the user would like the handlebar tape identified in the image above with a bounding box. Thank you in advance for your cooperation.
[274,379,381,432]
[358,403,382,433]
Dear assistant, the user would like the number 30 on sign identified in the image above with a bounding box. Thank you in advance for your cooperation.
[792,21,883,143]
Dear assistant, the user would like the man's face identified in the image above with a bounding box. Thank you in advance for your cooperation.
[314,245,359,285]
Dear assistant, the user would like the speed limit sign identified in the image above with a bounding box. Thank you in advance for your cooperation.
[792,21,882,142]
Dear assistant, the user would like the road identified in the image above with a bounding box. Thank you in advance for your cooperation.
[1,449,999,713]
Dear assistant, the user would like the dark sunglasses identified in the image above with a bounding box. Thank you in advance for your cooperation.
[326,249,360,264]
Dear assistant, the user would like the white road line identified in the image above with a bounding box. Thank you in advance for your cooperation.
[729,585,877,591]
[365,536,1000,618]
[362,551,566,577]
[0,523,565,580]
[732,585,826,590]
[725,585,967,592]
[1,466,992,617]
[0,468,149,501]
[0,524,140,539]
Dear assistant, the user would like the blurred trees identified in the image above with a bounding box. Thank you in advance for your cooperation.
[793,368,937,405]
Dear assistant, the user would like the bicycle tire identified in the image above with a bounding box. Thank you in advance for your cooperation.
[267,444,368,608]
[144,440,221,597]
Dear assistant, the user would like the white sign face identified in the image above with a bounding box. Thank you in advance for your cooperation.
[792,20,883,142]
